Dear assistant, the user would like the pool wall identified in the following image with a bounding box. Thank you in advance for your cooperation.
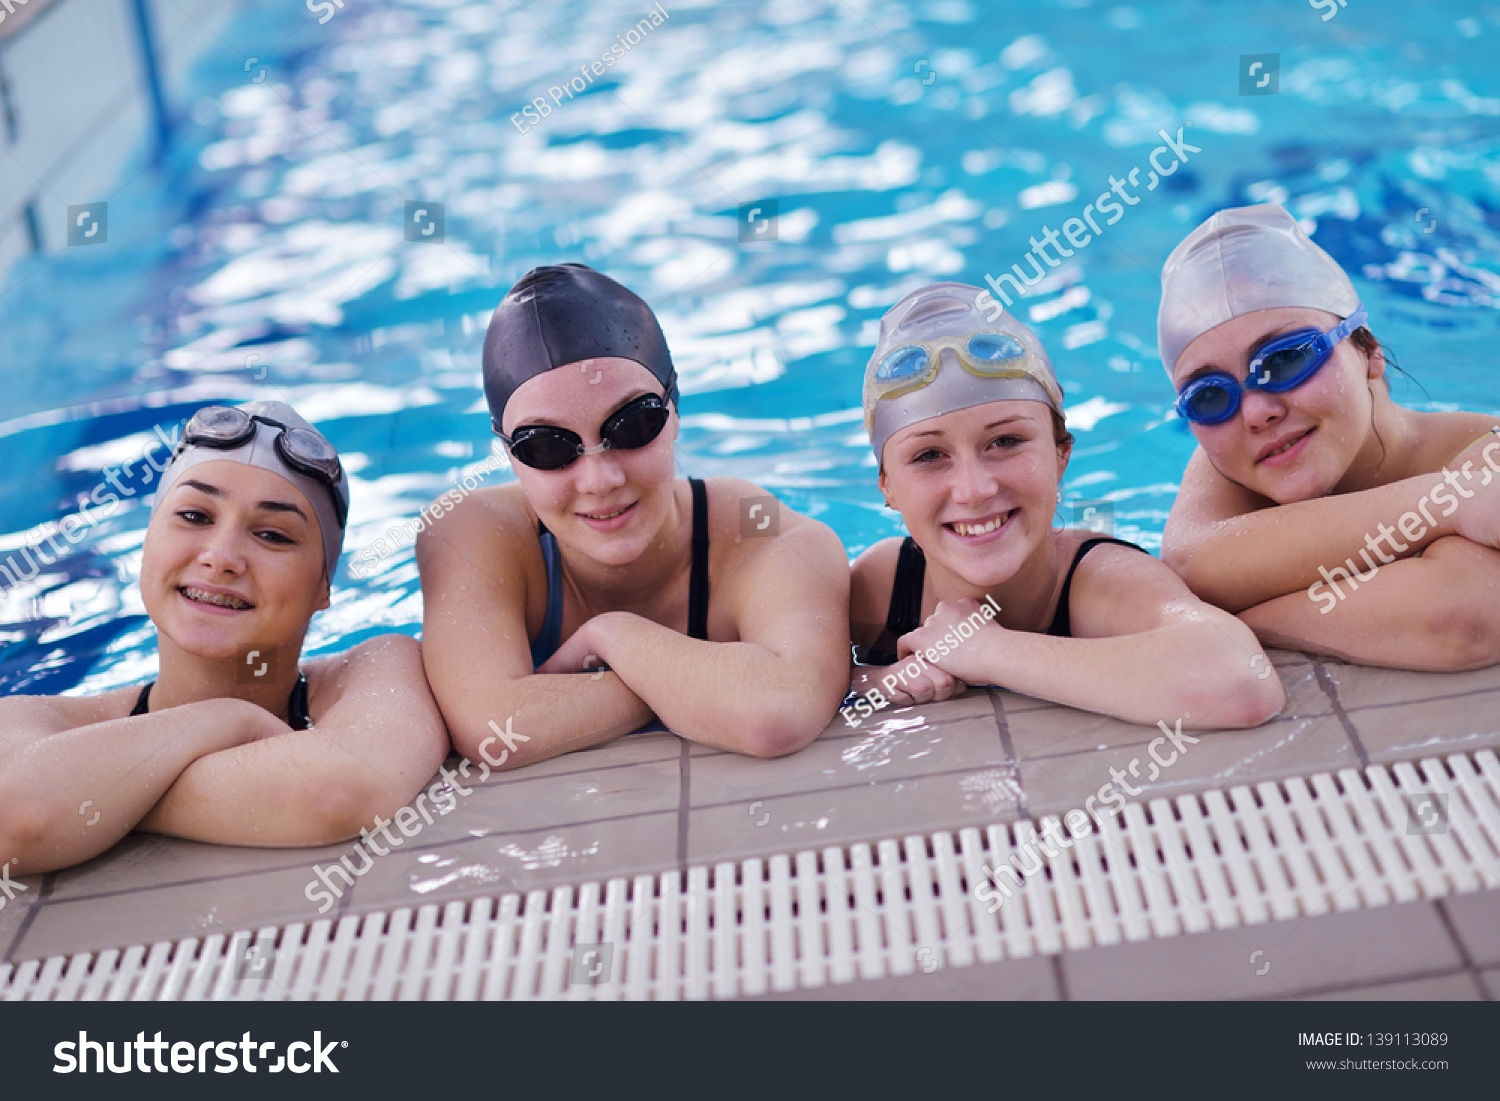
[0,0,242,285]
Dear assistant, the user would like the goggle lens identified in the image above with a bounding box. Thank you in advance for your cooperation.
[966,331,1026,366]
[506,396,672,471]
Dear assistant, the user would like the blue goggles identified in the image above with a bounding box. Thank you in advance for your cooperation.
[1173,306,1368,426]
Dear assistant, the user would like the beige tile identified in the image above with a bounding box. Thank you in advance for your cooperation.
[435,755,682,838]
[343,811,680,915]
[691,715,1009,808]
[1296,971,1482,1000]
[0,891,38,961]
[13,861,341,962]
[1019,710,1357,817]
[47,833,332,902]
[1005,704,1146,760]
[686,765,1024,867]
[1347,692,1500,765]
[743,953,1058,1001]
[1480,967,1500,999]
[1319,657,1500,711]
[1061,898,1460,1000]
[1440,890,1500,967]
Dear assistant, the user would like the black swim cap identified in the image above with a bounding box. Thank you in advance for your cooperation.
[482,263,677,433]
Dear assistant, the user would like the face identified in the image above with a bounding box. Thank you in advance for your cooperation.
[502,356,678,565]
[141,461,330,661]
[1171,307,1382,503]
[879,400,1069,588]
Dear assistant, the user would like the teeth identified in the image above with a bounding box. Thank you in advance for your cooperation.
[583,506,629,520]
[182,586,252,610]
[1265,433,1306,460]
[952,512,1011,537]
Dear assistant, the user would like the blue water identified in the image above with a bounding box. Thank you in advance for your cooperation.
[3,0,1498,696]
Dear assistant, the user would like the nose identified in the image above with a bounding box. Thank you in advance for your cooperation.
[948,450,1002,508]
[571,447,629,497]
[195,524,250,575]
[1238,386,1287,433]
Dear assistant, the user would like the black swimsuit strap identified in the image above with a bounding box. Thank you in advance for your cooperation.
[130,672,312,730]
[1046,536,1145,638]
[687,477,710,640]
[856,536,926,665]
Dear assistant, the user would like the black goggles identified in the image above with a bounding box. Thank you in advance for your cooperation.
[495,392,673,471]
[176,405,348,527]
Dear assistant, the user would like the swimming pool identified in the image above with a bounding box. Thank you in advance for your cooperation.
[2,0,1497,697]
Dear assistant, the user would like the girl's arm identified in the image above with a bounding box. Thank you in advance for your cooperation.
[1163,451,1456,612]
[416,492,660,770]
[907,546,1286,729]
[1239,535,1500,671]
[541,512,852,758]
[136,635,451,846]
[0,696,281,874]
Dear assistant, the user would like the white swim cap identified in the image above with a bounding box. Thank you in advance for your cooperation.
[863,282,1064,463]
[1157,203,1361,374]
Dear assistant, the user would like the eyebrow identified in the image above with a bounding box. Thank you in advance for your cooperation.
[902,413,1034,441]
[179,479,309,522]
[1177,322,1308,387]
[512,389,657,432]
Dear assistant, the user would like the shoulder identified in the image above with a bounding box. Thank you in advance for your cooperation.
[700,476,845,559]
[302,633,426,708]
[1417,411,1500,469]
[1063,534,1197,633]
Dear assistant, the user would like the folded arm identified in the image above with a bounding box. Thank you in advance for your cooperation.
[0,695,279,874]
[906,547,1286,728]
[543,517,852,757]
[137,635,451,846]
[1239,535,1500,671]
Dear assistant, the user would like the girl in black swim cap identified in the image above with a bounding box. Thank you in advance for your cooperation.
[417,264,852,768]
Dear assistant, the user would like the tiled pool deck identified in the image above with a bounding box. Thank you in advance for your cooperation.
[5,648,1499,998]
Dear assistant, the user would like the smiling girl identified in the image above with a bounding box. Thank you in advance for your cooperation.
[0,401,449,874]
[416,264,850,768]
[850,283,1284,728]
[1158,204,1500,670]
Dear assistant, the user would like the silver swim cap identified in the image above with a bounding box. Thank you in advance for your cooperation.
[863,282,1064,463]
[1158,203,1361,374]
[151,400,349,581]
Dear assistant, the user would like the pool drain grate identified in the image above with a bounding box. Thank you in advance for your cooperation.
[3,750,1497,1000]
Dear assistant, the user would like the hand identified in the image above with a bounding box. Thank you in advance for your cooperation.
[1447,428,1500,549]
[536,614,618,677]
[898,597,1006,686]
[851,662,966,707]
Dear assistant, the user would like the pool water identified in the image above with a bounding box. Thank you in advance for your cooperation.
[2,0,1497,696]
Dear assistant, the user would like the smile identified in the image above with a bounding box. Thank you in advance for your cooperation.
[946,509,1017,537]
[580,503,634,521]
[179,586,254,610]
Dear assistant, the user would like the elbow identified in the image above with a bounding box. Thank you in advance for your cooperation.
[0,784,64,873]
[291,773,385,845]
[728,698,827,760]
[1175,657,1287,729]
[1424,601,1500,671]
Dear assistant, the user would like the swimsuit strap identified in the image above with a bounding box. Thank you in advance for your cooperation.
[1046,536,1146,638]
[530,519,565,668]
[856,536,926,666]
[130,672,311,730]
[687,477,710,640]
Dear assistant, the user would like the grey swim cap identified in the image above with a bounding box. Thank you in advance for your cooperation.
[1158,203,1361,374]
[864,282,1064,463]
[482,263,677,434]
[151,400,348,581]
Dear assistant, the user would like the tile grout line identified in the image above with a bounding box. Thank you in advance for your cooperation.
[1431,898,1487,999]
[1312,659,1370,769]
[676,737,691,881]
[989,688,1027,817]
[5,870,55,966]
[1050,954,1069,1001]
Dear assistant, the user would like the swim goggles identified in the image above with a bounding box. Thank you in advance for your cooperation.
[495,389,674,471]
[174,405,348,527]
[870,330,1064,407]
[1173,306,1367,426]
